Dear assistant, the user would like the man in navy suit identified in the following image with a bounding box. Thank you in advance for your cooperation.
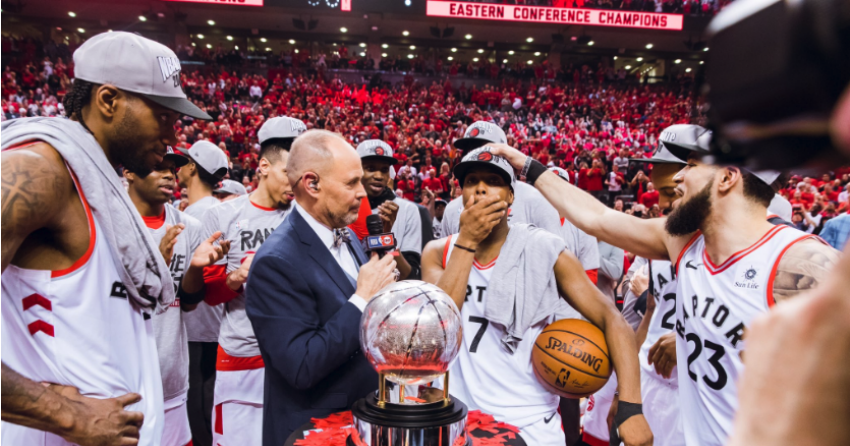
[246,130,397,445]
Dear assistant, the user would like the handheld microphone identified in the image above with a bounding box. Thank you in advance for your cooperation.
[365,214,396,257]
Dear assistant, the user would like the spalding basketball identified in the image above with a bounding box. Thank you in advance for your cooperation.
[532,319,612,398]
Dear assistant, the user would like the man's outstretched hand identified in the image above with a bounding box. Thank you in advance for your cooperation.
[190,231,231,268]
[485,143,528,171]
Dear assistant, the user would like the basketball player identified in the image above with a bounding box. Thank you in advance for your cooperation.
[625,127,692,446]
[549,167,601,276]
[124,147,230,446]
[357,139,421,280]
[1,31,211,445]
[422,148,653,446]
[203,116,304,446]
[440,121,562,238]
[488,127,840,446]
[177,139,229,446]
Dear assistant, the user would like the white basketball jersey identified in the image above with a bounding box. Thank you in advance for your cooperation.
[639,259,679,388]
[442,235,558,429]
[202,194,289,357]
[674,225,820,446]
[1,165,164,446]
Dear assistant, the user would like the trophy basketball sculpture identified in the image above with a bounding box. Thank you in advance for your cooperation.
[351,281,468,446]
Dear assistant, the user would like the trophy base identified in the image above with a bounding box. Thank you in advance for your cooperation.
[349,393,468,446]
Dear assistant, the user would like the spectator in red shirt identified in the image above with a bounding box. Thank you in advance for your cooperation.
[638,182,660,208]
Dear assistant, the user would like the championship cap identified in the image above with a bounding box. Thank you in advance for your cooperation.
[258,116,307,145]
[453,147,516,191]
[356,139,398,165]
[182,141,228,178]
[73,31,211,120]
[549,167,572,182]
[214,179,248,197]
[453,121,508,151]
[661,124,781,186]
[163,145,188,168]
[435,198,448,207]
[631,124,692,165]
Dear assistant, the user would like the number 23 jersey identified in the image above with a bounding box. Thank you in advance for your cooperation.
[674,225,820,446]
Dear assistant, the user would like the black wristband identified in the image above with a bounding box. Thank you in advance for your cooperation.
[454,244,476,253]
[614,401,643,428]
[525,159,548,185]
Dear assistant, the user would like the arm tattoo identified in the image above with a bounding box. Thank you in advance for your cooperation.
[1,151,66,272]
[772,239,840,303]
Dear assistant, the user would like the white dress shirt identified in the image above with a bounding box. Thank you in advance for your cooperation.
[295,204,368,311]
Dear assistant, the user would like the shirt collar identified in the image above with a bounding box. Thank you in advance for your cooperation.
[295,203,335,249]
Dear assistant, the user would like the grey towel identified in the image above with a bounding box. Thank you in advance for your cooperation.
[1,117,175,314]
[485,224,564,353]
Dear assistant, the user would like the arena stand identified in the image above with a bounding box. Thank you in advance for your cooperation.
[3,34,848,234]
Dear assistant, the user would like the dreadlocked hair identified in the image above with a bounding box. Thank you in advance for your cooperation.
[63,79,96,121]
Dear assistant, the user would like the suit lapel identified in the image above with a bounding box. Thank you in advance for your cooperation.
[292,208,356,297]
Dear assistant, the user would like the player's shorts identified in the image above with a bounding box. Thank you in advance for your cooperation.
[519,410,565,446]
[581,373,618,442]
[641,372,685,446]
[212,347,265,446]
[162,396,192,446]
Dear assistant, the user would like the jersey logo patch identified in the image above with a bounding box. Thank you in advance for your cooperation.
[734,265,760,290]
[685,260,700,270]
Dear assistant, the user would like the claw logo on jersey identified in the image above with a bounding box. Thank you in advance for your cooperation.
[477,151,493,162]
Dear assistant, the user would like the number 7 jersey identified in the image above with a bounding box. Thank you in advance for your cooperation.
[673,225,820,446]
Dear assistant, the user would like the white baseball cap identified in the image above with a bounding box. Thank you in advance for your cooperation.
[453,146,516,191]
[258,116,307,145]
[73,31,211,120]
[356,139,398,165]
[453,121,507,151]
[215,179,247,197]
[182,141,228,178]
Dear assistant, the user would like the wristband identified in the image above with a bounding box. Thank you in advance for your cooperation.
[520,155,533,178]
[614,401,643,428]
[525,159,548,185]
[454,244,476,253]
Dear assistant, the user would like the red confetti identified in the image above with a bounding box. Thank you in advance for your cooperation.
[295,410,520,446]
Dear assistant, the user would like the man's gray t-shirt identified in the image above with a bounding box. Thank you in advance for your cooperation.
[149,205,202,403]
[374,196,422,255]
[183,195,224,343]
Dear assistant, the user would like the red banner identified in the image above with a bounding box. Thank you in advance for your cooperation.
[162,0,264,6]
[426,1,683,30]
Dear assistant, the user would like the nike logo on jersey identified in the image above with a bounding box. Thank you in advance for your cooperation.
[544,412,557,424]
[685,261,699,270]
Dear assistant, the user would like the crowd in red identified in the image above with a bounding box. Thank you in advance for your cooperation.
[3,35,848,233]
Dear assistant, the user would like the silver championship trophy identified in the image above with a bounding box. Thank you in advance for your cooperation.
[350,281,467,446]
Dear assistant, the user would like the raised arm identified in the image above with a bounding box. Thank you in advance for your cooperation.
[553,251,653,446]
[487,143,676,261]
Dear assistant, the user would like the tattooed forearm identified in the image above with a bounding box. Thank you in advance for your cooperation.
[772,239,840,303]
[1,149,66,272]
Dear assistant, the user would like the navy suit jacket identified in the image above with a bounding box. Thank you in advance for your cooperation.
[246,207,378,445]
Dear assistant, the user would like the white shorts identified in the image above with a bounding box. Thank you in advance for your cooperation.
[213,367,265,446]
[162,397,192,446]
[581,373,618,441]
[641,373,685,446]
[519,411,565,446]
